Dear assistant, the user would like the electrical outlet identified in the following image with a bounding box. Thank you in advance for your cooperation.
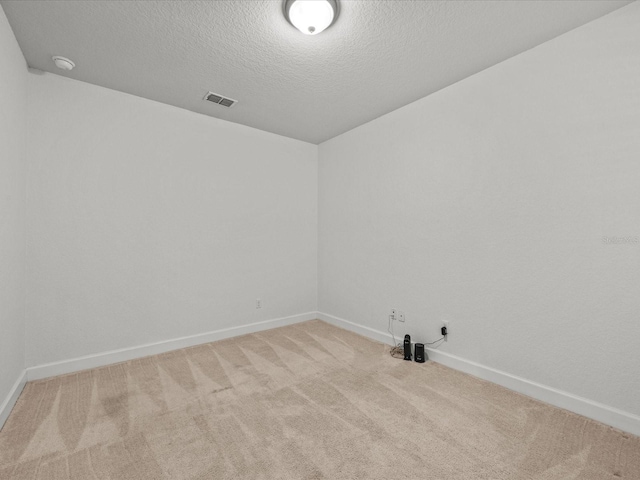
[390,309,397,321]
[443,320,449,341]
[256,298,262,309]
[398,311,405,322]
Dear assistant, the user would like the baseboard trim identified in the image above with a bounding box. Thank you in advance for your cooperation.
[317,311,640,437]
[26,312,317,381]
[0,370,27,431]
[318,312,395,346]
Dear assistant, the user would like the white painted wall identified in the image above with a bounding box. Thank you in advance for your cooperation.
[25,73,317,367]
[0,5,27,413]
[319,3,640,417]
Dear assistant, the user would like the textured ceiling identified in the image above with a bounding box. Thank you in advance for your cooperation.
[1,0,632,144]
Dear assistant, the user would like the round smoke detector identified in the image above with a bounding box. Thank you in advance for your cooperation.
[52,56,75,71]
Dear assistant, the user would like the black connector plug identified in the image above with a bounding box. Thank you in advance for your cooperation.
[441,326,448,337]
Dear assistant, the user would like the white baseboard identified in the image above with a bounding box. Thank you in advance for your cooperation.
[0,370,27,431]
[318,312,395,346]
[317,311,640,437]
[26,312,317,382]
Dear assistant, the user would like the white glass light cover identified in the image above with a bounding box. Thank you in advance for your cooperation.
[286,0,336,36]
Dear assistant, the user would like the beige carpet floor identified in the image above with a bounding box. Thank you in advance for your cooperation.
[0,320,638,479]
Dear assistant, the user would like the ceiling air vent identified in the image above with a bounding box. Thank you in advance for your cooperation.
[204,91,237,108]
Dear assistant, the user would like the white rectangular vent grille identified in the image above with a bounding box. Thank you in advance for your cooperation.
[204,91,237,108]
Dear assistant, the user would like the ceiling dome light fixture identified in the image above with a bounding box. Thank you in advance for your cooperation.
[284,0,338,36]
